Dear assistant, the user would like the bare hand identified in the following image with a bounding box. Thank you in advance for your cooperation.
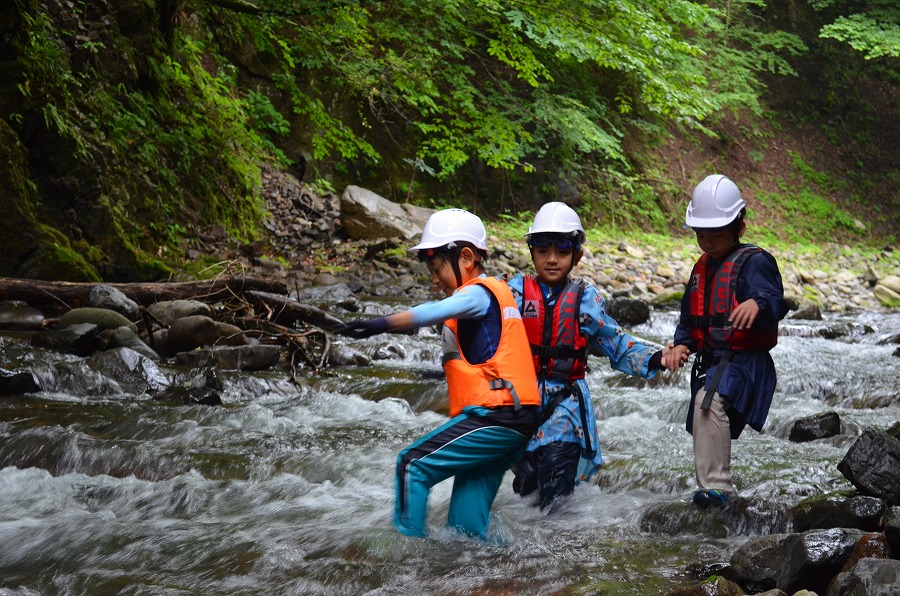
[730,298,760,330]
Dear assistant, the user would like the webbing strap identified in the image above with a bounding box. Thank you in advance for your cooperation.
[700,349,734,410]
[489,378,522,410]
[531,345,587,360]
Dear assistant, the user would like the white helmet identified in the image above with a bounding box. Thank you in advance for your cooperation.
[410,208,489,255]
[526,202,586,244]
[685,175,746,228]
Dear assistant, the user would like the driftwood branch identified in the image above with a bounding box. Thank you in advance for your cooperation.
[0,276,288,310]
[247,290,345,331]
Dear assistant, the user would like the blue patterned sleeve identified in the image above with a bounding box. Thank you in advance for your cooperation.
[580,283,659,378]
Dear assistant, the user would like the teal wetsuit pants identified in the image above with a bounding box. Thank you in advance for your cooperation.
[394,405,537,539]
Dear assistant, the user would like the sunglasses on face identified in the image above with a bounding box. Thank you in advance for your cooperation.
[527,235,577,250]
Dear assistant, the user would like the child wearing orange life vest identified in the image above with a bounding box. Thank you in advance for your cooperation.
[507,202,670,513]
[666,175,788,508]
[335,208,540,540]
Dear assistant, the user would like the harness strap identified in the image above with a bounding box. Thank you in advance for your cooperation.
[687,314,729,328]
[536,382,592,454]
[531,345,588,360]
[489,378,522,410]
[700,349,734,410]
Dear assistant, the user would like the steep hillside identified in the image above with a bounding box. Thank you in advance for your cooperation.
[0,1,896,284]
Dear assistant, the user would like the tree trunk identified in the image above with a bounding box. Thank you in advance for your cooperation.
[0,276,288,312]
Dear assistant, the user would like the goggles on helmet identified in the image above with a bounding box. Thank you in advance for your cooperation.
[527,233,578,251]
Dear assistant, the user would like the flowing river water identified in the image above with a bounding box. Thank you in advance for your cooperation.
[0,306,898,595]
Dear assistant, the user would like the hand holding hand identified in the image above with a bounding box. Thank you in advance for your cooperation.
[661,343,690,372]
[333,318,389,339]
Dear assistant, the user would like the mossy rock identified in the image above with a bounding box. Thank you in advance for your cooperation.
[58,307,136,331]
[17,240,102,282]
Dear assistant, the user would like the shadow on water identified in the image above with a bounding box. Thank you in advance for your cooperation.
[0,311,898,594]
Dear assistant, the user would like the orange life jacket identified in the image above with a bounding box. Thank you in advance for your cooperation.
[687,245,778,352]
[520,275,588,381]
[442,276,541,417]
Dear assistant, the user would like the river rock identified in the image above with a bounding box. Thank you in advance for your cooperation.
[888,422,900,440]
[789,304,823,320]
[791,491,886,532]
[837,532,890,573]
[295,281,363,304]
[0,367,41,395]
[154,367,223,406]
[329,344,372,366]
[146,299,213,326]
[825,557,900,596]
[884,506,900,553]
[174,345,282,371]
[104,326,160,361]
[730,528,866,594]
[86,346,170,395]
[31,322,102,356]
[837,428,900,505]
[0,302,45,330]
[637,497,786,539]
[607,296,650,325]
[163,315,250,355]
[57,307,136,331]
[668,575,745,595]
[788,411,842,442]
[88,284,140,321]
[873,282,900,307]
[878,275,900,294]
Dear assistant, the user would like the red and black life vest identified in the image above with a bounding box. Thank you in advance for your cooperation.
[520,275,588,381]
[687,245,778,352]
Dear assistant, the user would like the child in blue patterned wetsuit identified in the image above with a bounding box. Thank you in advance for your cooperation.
[336,208,540,540]
[507,202,672,513]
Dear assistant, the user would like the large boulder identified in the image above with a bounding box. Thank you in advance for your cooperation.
[340,185,433,241]
[826,558,900,596]
[837,428,900,505]
[731,528,866,594]
[791,491,886,532]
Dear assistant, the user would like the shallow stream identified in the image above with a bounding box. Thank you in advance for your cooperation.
[0,307,898,595]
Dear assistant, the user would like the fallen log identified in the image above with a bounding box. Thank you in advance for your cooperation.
[0,276,288,311]
[247,290,345,331]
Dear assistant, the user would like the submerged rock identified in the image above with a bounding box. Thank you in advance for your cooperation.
[0,367,41,395]
[788,411,842,443]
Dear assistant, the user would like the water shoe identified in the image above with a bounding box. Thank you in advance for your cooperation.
[692,489,730,508]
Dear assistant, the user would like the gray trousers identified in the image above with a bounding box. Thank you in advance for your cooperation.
[692,389,736,493]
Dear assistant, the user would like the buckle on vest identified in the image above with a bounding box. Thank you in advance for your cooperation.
[489,378,522,410]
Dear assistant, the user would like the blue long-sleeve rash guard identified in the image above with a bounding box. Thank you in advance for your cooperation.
[403,274,500,365]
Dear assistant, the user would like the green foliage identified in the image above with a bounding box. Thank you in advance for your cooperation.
[12,1,281,276]
[809,0,900,59]
[253,0,798,182]
[693,0,807,119]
